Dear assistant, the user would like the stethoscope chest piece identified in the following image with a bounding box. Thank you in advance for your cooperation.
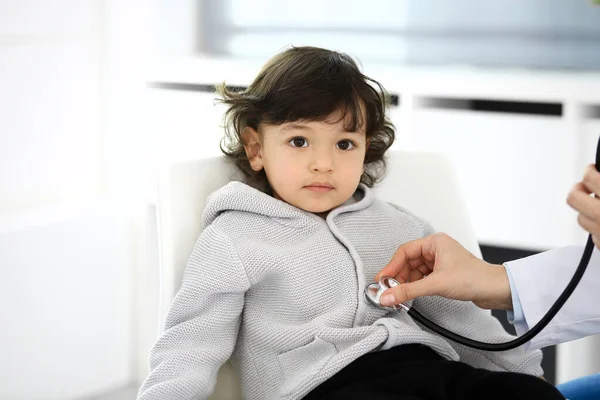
[364,276,410,312]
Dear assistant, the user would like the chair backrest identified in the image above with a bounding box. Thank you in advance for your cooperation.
[373,151,481,258]
[154,150,481,400]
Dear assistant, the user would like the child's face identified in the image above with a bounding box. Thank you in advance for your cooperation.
[244,114,368,215]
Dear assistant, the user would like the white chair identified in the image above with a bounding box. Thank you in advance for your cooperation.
[155,150,481,400]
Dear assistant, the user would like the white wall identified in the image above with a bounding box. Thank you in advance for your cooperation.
[0,0,148,398]
[0,212,133,400]
[0,0,105,213]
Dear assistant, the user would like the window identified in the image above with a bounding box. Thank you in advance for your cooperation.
[196,0,600,69]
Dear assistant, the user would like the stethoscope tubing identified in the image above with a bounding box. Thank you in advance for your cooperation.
[369,135,600,351]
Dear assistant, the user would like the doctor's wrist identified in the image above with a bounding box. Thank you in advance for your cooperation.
[472,264,513,311]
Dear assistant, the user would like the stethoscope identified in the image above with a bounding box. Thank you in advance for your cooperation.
[365,135,600,352]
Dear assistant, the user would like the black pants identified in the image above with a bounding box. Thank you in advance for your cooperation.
[303,344,565,400]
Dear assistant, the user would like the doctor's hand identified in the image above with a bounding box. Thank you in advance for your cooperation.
[567,164,600,250]
[374,233,513,311]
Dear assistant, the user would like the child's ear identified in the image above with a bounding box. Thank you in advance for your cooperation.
[242,127,264,171]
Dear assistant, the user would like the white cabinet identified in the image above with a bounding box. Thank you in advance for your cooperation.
[400,105,571,249]
[583,120,600,166]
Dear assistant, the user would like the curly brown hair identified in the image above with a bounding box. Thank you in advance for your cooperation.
[216,46,395,192]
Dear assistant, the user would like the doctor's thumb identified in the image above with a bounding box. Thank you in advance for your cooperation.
[380,278,438,306]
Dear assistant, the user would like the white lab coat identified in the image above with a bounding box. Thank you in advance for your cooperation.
[505,245,600,350]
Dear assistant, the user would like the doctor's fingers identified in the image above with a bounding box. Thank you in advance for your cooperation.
[376,257,430,284]
[567,182,597,220]
[382,263,431,287]
[375,236,436,282]
[577,213,600,238]
[380,274,444,305]
[407,268,428,283]
[583,164,600,196]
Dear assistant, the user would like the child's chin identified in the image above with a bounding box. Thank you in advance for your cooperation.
[308,208,331,214]
[302,203,338,214]
[292,198,345,214]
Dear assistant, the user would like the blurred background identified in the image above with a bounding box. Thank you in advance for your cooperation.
[1,0,599,398]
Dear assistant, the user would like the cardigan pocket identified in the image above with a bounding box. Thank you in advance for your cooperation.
[276,336,337,396]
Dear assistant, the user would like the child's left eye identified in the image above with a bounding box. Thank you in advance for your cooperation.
[289,137,308,148]
[337,140,355,150]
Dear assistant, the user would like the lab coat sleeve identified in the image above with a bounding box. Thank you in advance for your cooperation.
[504,245,600,350]
[137,226,250,400]
[505,267,529,337]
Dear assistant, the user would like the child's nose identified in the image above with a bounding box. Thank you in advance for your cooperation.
[310,149,334,172]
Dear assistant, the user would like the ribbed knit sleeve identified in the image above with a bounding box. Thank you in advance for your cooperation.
[413,295,543,376]
[138,226,251,400]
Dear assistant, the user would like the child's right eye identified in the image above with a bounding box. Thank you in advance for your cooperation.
[289,137,308,148]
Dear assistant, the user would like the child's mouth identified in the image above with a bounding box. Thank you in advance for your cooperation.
[304,184,334,193]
